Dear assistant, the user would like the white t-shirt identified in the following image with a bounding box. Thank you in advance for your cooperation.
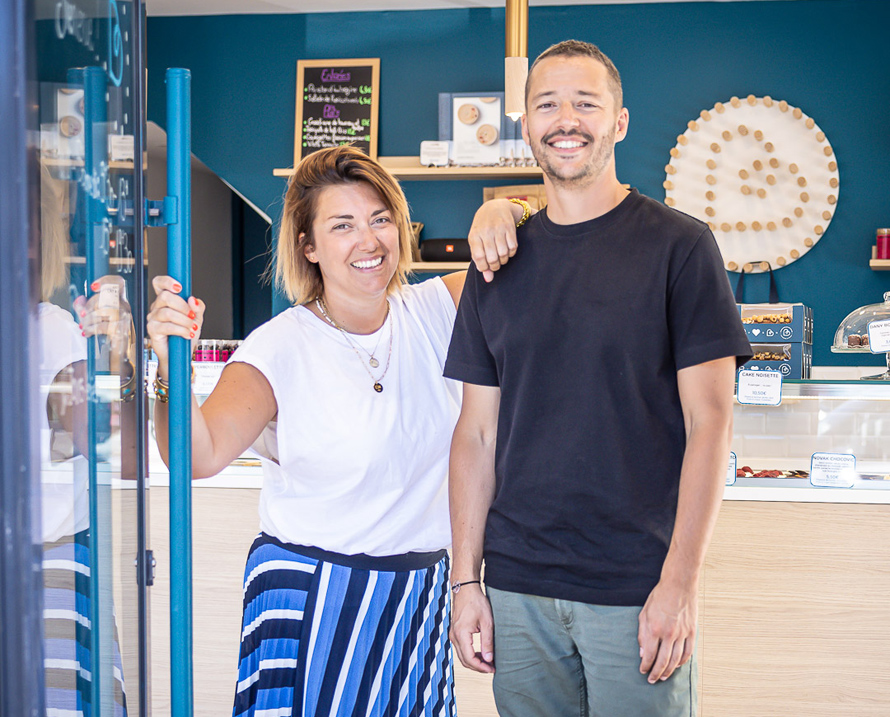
[230,277,460,556]
[38,302,89,543]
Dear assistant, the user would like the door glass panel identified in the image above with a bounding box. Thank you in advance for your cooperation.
[35,0,144,714]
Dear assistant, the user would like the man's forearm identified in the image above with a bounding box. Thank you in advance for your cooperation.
[449,426,497,583]
[661,411,733,588]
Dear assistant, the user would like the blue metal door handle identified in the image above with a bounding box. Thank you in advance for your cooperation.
[165,67,193,717]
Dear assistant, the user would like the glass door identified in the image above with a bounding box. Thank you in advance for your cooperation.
[30,0,148,714]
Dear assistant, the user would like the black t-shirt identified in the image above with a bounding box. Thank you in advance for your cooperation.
[444,189,752,606]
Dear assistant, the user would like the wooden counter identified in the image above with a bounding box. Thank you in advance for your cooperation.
[148,486,890,716]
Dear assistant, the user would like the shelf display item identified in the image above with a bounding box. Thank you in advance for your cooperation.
[831,291,890,380]
[664,95,839,272]
[738,302,812,377]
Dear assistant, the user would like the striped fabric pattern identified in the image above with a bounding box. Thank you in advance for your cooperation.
[43,530,128,717]
[233,534,455,717]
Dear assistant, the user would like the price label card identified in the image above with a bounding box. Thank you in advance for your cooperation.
[193,362,225,397]
[810,452,857,488]
[867,320,890,353]
[726,451,737,486]
[737,370,783,406]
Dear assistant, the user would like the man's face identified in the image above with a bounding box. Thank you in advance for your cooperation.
[522,55,628,188]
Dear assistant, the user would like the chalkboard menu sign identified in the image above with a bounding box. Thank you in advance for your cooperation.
[293,58,380,165]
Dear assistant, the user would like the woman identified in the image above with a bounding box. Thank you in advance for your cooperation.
[149,146,479,717]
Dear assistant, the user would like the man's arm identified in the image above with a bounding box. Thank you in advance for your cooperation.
[638,355,737,683]
[468,199,533,282]
[449,382,501,674]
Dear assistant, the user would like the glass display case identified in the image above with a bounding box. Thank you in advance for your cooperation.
[730,380,890,498]
[831,291,890,380]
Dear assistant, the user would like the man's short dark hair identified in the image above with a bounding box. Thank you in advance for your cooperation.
[525,40,623,111]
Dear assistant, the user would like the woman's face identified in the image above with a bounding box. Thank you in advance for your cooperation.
[302,182,400,304]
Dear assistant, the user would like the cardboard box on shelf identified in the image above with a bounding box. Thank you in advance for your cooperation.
[738,303,813,344]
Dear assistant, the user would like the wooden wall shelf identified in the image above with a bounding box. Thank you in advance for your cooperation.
[274,156,542,182]
[409,261,468,272]
[870,246,890,270]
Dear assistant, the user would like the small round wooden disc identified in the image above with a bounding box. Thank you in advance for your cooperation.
[457,104,479,124]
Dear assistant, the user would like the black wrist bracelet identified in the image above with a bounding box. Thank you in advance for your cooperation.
[450,579,481,594]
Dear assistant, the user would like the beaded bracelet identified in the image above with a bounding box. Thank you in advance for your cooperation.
[153,374,170,403]
[508,197,532,228]
[153,365,196,404]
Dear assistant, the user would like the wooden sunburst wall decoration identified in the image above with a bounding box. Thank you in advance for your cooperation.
[664,95,839,272]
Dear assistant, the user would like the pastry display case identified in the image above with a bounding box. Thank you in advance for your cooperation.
[830,291,890,380]
[729,379,890,499]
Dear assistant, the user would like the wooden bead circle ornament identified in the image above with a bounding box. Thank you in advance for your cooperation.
[664,96,839,271]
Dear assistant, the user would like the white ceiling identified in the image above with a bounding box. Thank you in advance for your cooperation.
[147,0,790,18]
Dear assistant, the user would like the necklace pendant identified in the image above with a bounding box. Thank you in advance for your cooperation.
[373,382,383,393]
[369,357,380,368]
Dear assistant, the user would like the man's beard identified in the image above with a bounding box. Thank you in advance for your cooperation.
[531,126,616,188]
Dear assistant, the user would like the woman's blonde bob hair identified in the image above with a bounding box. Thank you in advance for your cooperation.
[275,145,415,305]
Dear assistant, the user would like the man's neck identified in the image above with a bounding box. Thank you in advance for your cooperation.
[543,174,630,226]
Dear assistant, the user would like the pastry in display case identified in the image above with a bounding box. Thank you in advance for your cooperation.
[731,381,890,491]
[831,291,890,380]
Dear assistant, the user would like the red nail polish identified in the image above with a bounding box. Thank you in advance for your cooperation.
[173,283,182,292]
[188,311,196,319]
[81,331,86,337]
[192,324,198,331]
[79,311,86,318]
[190,331,195,338]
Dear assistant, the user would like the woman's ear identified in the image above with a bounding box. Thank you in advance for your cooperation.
[301,233,318,263]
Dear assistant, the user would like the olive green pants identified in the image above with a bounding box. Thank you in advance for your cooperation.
[487,587,697,717]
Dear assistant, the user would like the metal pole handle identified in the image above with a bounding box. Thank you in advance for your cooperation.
[165,66,193,717]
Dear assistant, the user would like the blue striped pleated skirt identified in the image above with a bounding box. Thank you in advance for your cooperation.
[43,529,128,717]
[233,533,456,717]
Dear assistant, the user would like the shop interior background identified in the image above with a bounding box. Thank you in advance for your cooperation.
[144,0,890,366]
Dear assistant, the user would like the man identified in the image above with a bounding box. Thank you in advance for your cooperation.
[444,40,752,716]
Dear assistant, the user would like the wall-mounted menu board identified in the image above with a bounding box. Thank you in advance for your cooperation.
[293,58,380,165]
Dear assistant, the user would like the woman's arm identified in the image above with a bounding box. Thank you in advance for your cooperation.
[148,275,277,478]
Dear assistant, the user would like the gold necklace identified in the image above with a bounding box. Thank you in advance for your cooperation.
[316,298,393,393]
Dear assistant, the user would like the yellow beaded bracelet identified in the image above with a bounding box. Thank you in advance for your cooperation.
[508,198,532,228]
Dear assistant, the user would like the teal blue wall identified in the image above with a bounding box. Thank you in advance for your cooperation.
[147,0,890,366]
